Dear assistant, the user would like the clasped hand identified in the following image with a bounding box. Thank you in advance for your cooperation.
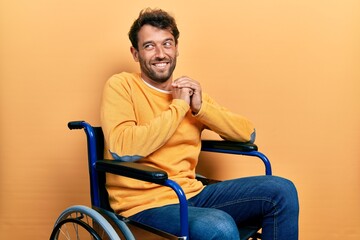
[171,76,202,114]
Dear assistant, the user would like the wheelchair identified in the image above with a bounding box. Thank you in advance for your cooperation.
[50,121,272,240]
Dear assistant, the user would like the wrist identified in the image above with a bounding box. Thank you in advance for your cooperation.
[191,103,202,115]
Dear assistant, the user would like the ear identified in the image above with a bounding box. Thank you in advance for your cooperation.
[130,46,139,62]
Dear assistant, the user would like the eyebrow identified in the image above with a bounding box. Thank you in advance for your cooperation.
[141,38,175,47]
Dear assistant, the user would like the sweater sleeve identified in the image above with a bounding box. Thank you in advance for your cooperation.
[195,93,256,143]
[100,75,190,161]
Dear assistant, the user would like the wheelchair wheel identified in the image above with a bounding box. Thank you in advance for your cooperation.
[50,205,121,240]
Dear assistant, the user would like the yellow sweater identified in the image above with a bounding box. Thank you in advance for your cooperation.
[100,72,255,217]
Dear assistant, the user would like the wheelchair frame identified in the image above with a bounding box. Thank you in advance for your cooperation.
[50,121,272,240]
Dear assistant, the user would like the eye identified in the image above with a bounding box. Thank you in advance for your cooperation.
[143,43,155,50]
[163,41,174,48]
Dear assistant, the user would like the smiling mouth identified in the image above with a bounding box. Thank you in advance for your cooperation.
[152,62,169,69]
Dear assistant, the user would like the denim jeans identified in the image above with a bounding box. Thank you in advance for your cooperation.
[130,175,299,240]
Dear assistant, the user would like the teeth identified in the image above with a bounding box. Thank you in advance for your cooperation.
[154,63,167,67]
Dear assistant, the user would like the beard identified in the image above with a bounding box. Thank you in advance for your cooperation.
[139,56,177,83]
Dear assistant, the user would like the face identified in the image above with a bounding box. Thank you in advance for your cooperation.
[131,25,178,84]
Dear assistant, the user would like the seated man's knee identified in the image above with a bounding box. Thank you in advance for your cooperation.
[189,209,239,240]
[268,176,299,213]
[277,177,297,199]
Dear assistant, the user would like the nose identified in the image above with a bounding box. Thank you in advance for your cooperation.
[155,46,165,59]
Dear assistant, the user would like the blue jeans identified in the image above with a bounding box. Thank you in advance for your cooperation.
[130,176,299,240]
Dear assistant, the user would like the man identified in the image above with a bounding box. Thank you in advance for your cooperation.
[101,8,299,240]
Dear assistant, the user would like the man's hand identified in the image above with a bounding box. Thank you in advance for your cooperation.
[172,85,193,105]
[172,76,202,114]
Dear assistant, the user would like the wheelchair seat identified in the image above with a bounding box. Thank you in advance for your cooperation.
[50,121,272,240]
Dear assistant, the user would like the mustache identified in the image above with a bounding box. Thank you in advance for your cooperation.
[152,56,171,62]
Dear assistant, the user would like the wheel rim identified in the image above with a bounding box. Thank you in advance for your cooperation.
[50,209,115,240]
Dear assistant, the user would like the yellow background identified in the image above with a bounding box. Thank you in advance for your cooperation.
[1,0,359,239]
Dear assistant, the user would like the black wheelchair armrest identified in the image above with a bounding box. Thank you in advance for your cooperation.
[201,140,272,175]
[96,160,168,184]
[201,140,258,152]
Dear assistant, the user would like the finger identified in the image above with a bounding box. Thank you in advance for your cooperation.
[173,76,196,85]
[173,80,199,90]
[179,87,193,95]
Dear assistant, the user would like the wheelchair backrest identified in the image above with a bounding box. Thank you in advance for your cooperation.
[91,127,112,210]
[68,121,112,210]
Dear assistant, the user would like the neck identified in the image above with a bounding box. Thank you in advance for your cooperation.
[141,74,173,91]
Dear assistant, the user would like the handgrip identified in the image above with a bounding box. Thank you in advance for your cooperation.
[68,121,86,130]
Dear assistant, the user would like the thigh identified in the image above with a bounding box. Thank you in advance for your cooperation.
[130,176,298,239]
[189,175,296,226]
[130,204,239,240]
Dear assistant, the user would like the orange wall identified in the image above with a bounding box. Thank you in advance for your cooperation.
[1,1,360,239]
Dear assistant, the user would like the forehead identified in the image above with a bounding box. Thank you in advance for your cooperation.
[137,24,175,43]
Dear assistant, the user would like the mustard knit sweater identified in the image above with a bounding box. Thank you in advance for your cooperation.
[100,72,255,217]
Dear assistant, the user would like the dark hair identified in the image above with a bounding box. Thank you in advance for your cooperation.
[129,8,180,50]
